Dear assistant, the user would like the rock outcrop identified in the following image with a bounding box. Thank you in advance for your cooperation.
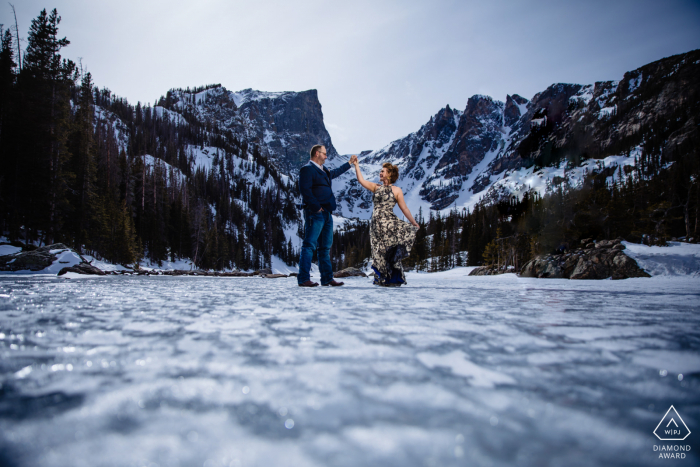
[0,243,73,272]
[58,263,107,276]
[520,239,651,280]
[468,265,516,276]
[169,86,339,173]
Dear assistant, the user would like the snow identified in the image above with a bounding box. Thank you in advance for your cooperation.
[0,247,83,275]
[82,255,132,272]
[231,89,293,107]
[0,245,22,256]
[628,73,642,93]
[142,155,187,185]
[599,105,616,118]
[154,106,188,126]
[623,241,700,277]
[573,85,594,105]
[486,150,641,203]
[0,271,697,466]
[139,256,196,271]
[188,145,222,172]
[332,214,352,232]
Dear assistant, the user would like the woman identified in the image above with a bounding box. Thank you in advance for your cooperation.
[352,159,420,286]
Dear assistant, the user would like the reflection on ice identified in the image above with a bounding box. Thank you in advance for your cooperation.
[0,271,698,466]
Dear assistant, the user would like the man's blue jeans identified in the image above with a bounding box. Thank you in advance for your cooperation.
[298,209,333,285]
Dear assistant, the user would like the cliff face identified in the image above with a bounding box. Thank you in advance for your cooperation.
[169,87,338,173]
[231,89,339,172]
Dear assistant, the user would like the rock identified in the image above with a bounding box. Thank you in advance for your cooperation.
[253,268,272,276]
[519,257,563,278]
[595,240,615,249]
[581,238,593,245]
[261,273,287,279]
[520,240,649,280]
[585,243,595,249]
[58,263,106,276]
[0,243,76,272]
[504,94,528,127]
[611,254,651,280]
[218,271,254,277]
[334,267,367,278]
[469,266,499,276]
[289,272,298,277]
[469,265,517,276]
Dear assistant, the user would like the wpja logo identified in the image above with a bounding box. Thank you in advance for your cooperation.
[653,405,691,459]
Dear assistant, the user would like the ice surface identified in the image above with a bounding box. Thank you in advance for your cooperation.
[0,271,697,466]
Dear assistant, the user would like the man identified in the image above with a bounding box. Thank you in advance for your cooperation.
[297,145,358,287]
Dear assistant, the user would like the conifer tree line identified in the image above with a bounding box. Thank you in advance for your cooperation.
[331,117,700,273]
[0,8,300,270]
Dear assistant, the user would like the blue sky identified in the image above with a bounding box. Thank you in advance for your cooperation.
[3,0,700,154]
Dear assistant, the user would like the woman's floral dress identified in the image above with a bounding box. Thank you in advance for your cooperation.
[370,185,418,286]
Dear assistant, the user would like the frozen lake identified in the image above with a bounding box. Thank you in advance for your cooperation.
[0,271,698,467]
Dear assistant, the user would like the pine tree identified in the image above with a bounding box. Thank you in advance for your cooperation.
[69,71,97,251]
[16,8,76,244]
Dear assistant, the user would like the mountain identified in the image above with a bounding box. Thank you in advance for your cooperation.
[330,49,700,217]
[161,86,339,173]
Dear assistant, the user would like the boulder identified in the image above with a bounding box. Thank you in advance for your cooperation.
[469,265,517,276]
[261,273,288,278]
[0,243,75,272]
[469,266,500,276]
[519,257,563,278]
[58,263,107,276]
[334,267,367,278]
[520,240,650,280]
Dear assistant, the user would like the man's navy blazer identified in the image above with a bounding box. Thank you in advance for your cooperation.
[298,161,351,213]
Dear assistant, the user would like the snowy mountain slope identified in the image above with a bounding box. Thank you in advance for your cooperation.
[108,48,698,258]
[331,49,700,218]
[165,86,339,173]
[91,92,306,267]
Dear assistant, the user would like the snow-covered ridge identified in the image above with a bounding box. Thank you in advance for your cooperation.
[231,88,296,107]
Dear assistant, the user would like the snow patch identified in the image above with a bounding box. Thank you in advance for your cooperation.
[622,241,700,277]
[0,245,22,256]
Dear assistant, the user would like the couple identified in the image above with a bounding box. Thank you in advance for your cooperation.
[297,145,420,287]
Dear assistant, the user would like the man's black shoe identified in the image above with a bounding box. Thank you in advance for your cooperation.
[298,280,319,287]
[321,280,345,287]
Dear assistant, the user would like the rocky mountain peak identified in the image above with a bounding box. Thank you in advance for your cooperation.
[435,95,504,179]
[504,94,529,127]
[230,88,338,172]
[170,86,337,173]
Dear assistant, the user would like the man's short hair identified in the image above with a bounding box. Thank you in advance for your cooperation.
[310,145,325,159]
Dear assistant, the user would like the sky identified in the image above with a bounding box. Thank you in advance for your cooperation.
[3,0,700,154]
